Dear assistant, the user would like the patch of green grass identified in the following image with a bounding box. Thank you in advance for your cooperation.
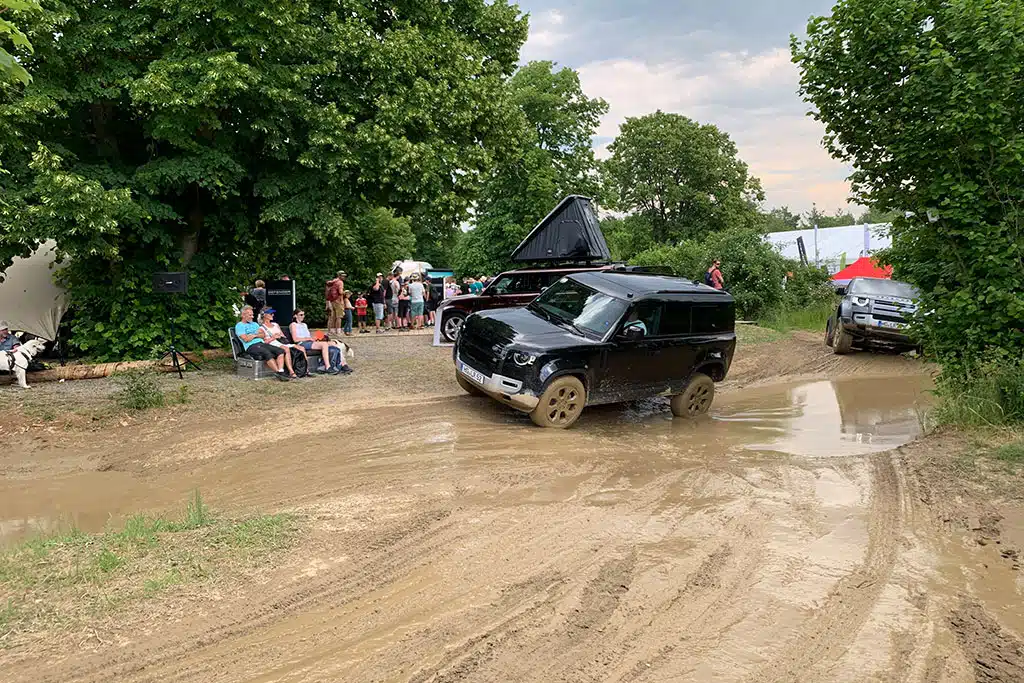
[142,568,182,596]
[0,493,298,642]
[180,489,213,530]
[991,441,1024,464]
[934,361,1024,428]
[110,369,165,411]
[759,301,834,334]
[173,385,192,404]
[735,324,783,345]
[212,514,292,551]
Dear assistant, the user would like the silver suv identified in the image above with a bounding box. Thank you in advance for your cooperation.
[825,277,920,354]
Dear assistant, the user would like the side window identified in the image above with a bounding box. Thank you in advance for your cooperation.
[691,303,734,334]
[659,301,692,336]
[622,301,662,336]
[490,276,514,295]
[514,274,538,293]
[537,272,559,290]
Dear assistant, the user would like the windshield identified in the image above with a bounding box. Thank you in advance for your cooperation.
[848,278,919,299]
[529,278,628,338]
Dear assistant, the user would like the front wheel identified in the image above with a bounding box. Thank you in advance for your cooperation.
[441,311,466,343]
[833,324,854,355]
[457,374,485,397]
[530,376,586,429]
[671,373,715,418]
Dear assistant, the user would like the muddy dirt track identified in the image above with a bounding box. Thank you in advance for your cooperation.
[2,332,1023,683]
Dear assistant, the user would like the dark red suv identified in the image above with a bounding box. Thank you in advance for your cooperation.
[434,264,669,343]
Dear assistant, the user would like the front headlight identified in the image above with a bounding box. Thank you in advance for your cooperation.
[853,296,870,307]
[512,351,537,366]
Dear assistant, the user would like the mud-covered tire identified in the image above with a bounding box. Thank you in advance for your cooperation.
[833,324,854,355]
[441,312,466,343]
[824,318,835,347]
[670,373,715,418]
[457,374,485,397]
[530,376,586,429]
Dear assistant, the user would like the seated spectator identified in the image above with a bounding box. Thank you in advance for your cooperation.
[289,309,351,375]
[288,309,332,374]
[258,308,300,378]
[234,306,290,381]
[0,321,20,352]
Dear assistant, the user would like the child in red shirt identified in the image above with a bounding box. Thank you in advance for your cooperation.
[355,294,368,333]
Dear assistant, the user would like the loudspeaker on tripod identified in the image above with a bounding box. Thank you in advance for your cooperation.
[153,272,188,294]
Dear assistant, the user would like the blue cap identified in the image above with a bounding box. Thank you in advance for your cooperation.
[263,307,276,314]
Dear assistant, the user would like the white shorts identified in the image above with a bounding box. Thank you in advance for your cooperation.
[372,303,385,320]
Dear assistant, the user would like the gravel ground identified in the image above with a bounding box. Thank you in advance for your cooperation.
[0,329,455,435]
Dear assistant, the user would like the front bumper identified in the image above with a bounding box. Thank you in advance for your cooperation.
[841,314,913,344]
[455,354,539,412]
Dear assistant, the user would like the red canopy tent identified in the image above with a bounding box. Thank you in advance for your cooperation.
[831,256,893,281]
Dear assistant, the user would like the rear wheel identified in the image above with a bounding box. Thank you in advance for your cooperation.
[530,376,586,429]
[457,374,485,397]
[671,373,715,418]
[833,324,854,354]
[441,312,466,343]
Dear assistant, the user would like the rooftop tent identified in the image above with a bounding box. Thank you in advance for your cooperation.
[0,240,67,341]
[511,195,611,263]
[831,256,893,282]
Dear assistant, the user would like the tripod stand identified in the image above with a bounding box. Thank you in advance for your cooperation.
[159,302,201,379]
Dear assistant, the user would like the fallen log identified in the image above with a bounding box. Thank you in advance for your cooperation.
[0,349,231,385]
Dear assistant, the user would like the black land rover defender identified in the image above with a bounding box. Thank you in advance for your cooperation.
[452,271,736,428]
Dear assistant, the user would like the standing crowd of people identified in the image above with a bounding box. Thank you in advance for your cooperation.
[322,269,493,337]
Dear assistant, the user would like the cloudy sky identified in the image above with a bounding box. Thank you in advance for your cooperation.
[517,0,854,214]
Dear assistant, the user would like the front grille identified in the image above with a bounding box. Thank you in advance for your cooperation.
[459,335,500,375]
[871,298,916,324]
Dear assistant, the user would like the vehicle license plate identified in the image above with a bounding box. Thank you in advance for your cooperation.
[459,362,487,385]
[877,320,905,329]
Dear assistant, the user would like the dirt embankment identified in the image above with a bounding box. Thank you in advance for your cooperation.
[0,330,1021,683]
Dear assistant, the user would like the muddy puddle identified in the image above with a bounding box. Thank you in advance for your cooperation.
[0,374,932,546]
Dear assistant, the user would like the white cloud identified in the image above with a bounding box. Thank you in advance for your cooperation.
[574,52,854,213]
[521,10,571,62]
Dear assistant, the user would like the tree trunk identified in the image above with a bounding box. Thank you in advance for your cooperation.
[183,186,203,268]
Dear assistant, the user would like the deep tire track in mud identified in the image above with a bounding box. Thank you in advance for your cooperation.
[950,600,1024,683]
[744,454,903,682]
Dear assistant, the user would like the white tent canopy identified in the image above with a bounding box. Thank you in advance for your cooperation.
[765,223,891,273]
[0,240,67,340]
[391,259,432,278]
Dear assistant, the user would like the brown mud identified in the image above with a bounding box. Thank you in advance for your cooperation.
[1,331,1021,682]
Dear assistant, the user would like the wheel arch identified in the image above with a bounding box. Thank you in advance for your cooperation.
[693,361,726,382]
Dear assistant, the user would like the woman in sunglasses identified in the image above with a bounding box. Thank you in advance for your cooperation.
[289,309,336,374]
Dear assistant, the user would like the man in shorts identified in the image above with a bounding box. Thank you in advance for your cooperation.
[234,305,290,381]
[369,274,387,333]
[325,271,346,336]
[407,273,426,329]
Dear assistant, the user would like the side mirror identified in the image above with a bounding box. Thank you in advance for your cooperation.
[835,286,847,296]
[618,326,644,342]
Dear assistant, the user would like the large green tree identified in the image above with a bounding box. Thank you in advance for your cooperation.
[0,0,37,85]
[803,204,856,228]
[762,206,802,232]
[0,0,527,359]
[602,111,765,244]
[452,60,608,276]
[793,0,1024,362]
